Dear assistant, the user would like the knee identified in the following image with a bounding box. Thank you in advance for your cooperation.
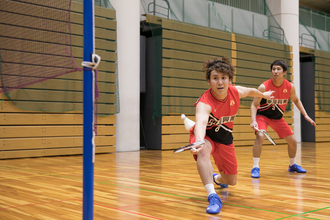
[293,139,297,146]
[223,176,237,186]
[256,131,265,141]
[201,141,212,152]
[285,135,297,147]
[227,179,237,186]
[197,143,212,158]
[289,138,297,147]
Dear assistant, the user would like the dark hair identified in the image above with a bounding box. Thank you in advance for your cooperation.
[203,57,235,81]
[270,60,288,72]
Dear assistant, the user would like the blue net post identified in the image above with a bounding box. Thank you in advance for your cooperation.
[83,0,94,219]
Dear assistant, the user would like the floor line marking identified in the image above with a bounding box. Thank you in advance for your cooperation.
[275,206,330,220]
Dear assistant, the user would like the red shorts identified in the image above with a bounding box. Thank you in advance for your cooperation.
[256,115,294,139]
[189,129,238,175]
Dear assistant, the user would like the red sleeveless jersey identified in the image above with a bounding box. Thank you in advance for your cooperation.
[257,78,292,119]
[194,84,240,145]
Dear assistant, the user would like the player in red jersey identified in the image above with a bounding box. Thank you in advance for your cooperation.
[190,57,274,214]
[250,60,316,178]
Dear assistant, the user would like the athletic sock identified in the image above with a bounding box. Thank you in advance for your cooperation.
[205,183,216,196]
[290,158,296,166]
[214,174,221,184]
[253,157,260,168]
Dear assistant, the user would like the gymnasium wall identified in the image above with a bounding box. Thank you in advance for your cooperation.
[0,1,117,159]
[315,50,330,142]
[146,18,294,150]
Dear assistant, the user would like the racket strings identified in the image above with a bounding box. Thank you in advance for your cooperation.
[263,131,276,145]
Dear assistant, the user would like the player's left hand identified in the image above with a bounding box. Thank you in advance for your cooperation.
[305,115,316,126]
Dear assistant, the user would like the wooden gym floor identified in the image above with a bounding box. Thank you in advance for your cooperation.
[0,142,330,220]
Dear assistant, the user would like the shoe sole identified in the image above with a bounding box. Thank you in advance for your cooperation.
[206,210,220,214]
[288,169,306,173]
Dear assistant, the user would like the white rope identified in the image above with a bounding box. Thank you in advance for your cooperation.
[81,54,101,163]
[81,54,101,70]
[92,70,95,164]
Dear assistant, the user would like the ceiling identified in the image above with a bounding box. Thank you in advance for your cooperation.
[300,0,330,14]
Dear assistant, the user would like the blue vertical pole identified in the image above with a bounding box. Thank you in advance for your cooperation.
[83,0,94,219]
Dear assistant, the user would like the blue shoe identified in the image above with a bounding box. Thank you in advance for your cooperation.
[206,193,223,214]
[251,167,260,178]
[213,173,228,188]
[288,164,307,173]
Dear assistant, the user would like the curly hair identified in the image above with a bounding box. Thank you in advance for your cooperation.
[203,57,235,81]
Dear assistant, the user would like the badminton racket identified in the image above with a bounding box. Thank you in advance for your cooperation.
[256,128,276,145]
[174,140,205,153]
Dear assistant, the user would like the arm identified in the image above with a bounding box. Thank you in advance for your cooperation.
[250,84,266,130]
[235,85,274,99]
[290,85,316,126]
[192,102,212,154]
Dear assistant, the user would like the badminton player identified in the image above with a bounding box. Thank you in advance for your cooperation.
[250,60,316,178]
[189,57,274,214]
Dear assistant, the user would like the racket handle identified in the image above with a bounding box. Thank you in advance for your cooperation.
[175,149,184,153]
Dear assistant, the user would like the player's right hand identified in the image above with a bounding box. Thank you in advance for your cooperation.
[263,90,275,99]
[191,144,203,155]
[250,121,259,130]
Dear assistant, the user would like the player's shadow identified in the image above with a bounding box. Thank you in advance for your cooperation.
[215,188,230,200]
